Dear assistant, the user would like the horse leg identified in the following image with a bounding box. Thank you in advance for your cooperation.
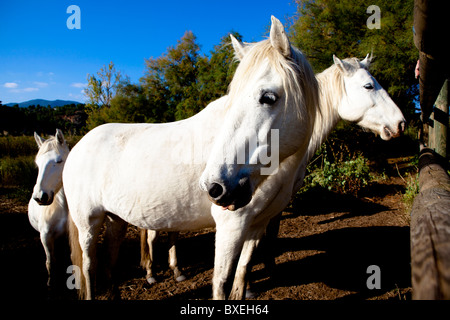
[40,231,55,287]
[168,232,186,282]
[229,225,266,300]
[142,229,158,284]
[245,213,282,297]
[76,212,105,300]
[104,213,127,299]
[212,208,250,300]
[261,212,282,276]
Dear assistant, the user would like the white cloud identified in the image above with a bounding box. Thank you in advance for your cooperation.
[36,71,54,77]
[9,87,39,93]
[71,82,87,88]
[4,82,18,88]
[68,90,86,102]
[33,81,48,88]
[23,87,39,92]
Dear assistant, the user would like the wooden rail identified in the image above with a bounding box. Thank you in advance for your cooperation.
[410,148,450,299]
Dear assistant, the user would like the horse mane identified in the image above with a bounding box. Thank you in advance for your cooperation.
[36,135,69,159]
[227,39,319,122]
[305,57,364,162]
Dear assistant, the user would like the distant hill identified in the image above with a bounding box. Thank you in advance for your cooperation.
[4,99,83,108]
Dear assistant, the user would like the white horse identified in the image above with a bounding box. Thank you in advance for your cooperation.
[292,54,406,192]
[140,54,406,295]
[28,129,70,286]
[63,16,319,299]
[199,44,407,298]
[245,53,406,295]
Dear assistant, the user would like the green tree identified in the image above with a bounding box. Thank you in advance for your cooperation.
[84,61,123,129]
[291,0,417,117]
[141,31,202,121]
[197,31,242,106]
[103,82,155,123]
[83,31,242,127]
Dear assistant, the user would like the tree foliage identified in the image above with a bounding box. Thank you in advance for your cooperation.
[197,32,242,106]
[85,61,122,109]
[141,31,201,121]
[84,61,123,128]
[0,101,86,136]
[84,30,241,128]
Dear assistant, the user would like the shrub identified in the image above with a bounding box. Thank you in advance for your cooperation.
[0,156,37,189]
[0,136,37,158]
[303,149,373,195]
[403,172,419,209]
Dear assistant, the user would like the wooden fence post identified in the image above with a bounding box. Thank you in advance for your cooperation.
[429,79,448,159]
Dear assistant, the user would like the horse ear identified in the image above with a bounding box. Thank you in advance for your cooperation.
[333,55,353,74]
[230,34,247,61]
[34,132,45,148]
[55,129,65,145]
[270,15,291,57]
[360,53,373,69]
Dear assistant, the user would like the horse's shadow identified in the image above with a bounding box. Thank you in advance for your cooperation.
[0,208,75,300]
[284,183,404,223]
[251,225,411,299]
[250,187,411,299]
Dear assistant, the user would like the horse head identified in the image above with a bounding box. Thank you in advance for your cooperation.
[333,54,406,140]
[199,16,319,211]
[32,129,69,205]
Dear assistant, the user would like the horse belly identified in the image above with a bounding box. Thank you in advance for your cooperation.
[109,149,211,230]
[64,123,216,232]
[107,169,215,232]
[123,201,215,232]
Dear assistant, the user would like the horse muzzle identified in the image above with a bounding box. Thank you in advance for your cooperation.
[381,120,406,140]
[204,176,252,211]
[33,191,54,206]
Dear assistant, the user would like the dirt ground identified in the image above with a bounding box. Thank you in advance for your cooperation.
[0,172,412,301]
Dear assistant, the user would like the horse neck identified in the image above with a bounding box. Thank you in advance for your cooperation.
[305,67,343,162]
[49,187,67,212]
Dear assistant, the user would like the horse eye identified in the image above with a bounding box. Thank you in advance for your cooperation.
[364,83,374,90]
[259,92,279,105]
[56,159,63,164]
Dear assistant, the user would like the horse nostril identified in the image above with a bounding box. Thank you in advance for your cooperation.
[40,192,49,204]
[208,183,224,200]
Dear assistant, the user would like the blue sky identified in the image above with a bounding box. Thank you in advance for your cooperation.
[0,0,298,104]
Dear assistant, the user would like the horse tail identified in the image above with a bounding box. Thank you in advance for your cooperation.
[140,228,150,270]
[68,214,87,299]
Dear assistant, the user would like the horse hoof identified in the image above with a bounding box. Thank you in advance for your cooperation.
[176,275,186,282]
[146,277,157,285]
